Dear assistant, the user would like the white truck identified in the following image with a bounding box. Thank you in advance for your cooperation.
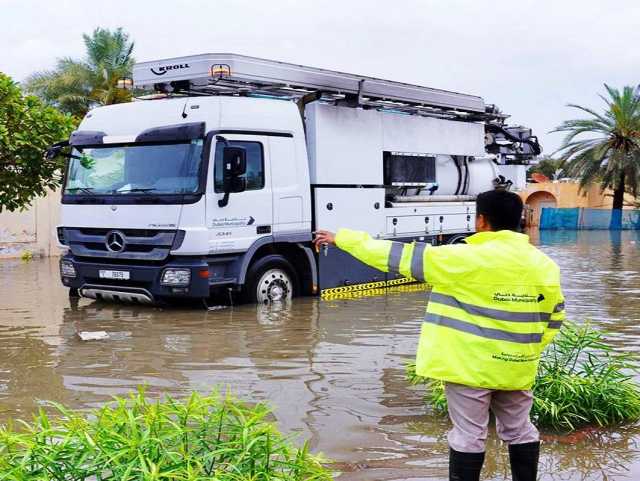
[48,53,540,304]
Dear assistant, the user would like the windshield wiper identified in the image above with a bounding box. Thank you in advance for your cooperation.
[66,187,96,195]
[115,187,157,193]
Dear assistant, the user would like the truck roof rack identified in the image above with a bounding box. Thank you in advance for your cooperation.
[133,53,503,121]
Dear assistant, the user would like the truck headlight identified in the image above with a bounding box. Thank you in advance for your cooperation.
[161,268,191,286]
[60,260,76,278]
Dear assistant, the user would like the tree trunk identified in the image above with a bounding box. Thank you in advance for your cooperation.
[610,172,625,230]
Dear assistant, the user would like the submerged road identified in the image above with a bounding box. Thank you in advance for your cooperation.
[1,230,639,480]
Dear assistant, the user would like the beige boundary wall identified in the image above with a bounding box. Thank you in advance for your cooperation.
[0,189,62,259]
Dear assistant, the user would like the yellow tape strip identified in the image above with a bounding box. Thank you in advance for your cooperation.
[321,278,430,300]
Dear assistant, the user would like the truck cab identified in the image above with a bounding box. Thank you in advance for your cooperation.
[58,96,313,303]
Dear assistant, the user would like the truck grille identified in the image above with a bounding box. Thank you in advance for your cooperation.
[77,228,165,238]
[63,228,182,261]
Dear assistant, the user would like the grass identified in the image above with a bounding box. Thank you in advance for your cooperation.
[407,322,640,431]
[0,390,332,480]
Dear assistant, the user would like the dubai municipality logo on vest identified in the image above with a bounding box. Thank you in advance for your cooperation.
[492,292,540,303]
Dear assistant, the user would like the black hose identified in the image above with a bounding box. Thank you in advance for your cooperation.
[453,156,462,195]
[462,157,470,195]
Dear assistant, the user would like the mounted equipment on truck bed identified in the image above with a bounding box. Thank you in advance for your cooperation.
[133,53,539,163]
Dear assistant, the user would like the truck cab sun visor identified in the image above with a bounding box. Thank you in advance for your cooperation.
[135,122,205,143]
[69,130,107,146]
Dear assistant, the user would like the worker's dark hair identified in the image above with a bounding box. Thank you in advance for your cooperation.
[476,189,523,231]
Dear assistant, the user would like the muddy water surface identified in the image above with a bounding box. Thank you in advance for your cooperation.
[1,230,640,480]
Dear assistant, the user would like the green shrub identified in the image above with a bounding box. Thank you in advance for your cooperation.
[0,390,332,480]
[407,322,640,431]
[406,363,447,413]
[0,73,75,212]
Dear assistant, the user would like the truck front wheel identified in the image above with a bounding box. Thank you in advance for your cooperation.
[243,255,298,304]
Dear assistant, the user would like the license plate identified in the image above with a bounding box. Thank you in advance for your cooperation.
[99,269,130,280]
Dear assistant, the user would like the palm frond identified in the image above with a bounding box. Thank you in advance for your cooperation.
[553,85,640,202]
[564,103,612,127]
[25,27,134,117]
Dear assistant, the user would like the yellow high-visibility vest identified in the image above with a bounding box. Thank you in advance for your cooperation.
[335,229,565,390]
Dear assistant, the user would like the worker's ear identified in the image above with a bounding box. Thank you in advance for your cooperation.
[476,214,490,232]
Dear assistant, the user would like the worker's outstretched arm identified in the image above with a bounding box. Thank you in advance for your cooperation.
[315,229,419,279]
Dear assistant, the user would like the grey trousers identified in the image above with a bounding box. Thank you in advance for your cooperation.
[445,382,539,453]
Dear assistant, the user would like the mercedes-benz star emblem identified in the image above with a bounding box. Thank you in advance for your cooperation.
[105,231,126,253]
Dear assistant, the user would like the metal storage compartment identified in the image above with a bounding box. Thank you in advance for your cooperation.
[313,188,385,236]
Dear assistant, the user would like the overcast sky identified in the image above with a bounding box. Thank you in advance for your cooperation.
[3,0,639,153]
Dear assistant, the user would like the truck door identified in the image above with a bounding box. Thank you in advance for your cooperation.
[206,135,273,253]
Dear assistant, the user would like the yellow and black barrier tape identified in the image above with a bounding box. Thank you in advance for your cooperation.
[321,277,430,300]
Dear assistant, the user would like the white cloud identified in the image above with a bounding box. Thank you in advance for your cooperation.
[2,0,639,152]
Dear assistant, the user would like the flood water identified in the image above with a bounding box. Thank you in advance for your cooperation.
[1,230,640,480]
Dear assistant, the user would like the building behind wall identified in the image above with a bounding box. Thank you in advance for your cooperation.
[520,181,636,228]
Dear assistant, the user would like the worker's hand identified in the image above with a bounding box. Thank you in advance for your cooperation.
[313,230,336,252]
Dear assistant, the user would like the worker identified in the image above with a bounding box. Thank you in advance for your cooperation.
[313,189,565,481]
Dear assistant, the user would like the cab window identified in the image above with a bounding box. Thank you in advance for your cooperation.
[214,141,264,192]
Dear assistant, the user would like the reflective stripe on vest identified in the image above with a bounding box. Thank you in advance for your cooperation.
[411,243,427,282]
[547,320,563,329]
[388,242,404,274]
[429,292,551,322]
[424,312,543,344]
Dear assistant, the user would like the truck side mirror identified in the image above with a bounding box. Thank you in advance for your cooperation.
[43,140,70,161]
[223,147,247,177]
[218,146,247,207]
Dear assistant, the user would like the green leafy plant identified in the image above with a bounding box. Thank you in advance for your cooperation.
[407,322,640,431]
[534,322,640,430]
[406,363,447,413]
[0,390,332,480]
[0,73,75,212]
[527,156,565,181]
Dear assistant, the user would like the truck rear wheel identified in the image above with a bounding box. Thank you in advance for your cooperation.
[447,234,469,244]
[243,255,298,304]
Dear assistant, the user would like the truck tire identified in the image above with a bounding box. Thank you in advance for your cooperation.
[447,234,469,244]
[243,255,298,304]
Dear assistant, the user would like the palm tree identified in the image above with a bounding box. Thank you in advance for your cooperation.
[23,28,134,118]
[553,85,640,228]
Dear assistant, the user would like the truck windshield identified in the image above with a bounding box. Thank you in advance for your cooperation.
[64,140,204,196]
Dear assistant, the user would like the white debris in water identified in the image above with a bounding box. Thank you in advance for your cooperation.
[77,331,109,341]
[207,305,228,311]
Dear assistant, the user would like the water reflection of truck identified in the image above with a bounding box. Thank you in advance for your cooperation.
[49,54,540,304]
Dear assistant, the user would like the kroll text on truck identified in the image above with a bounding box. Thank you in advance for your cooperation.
[48,54,540,304]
